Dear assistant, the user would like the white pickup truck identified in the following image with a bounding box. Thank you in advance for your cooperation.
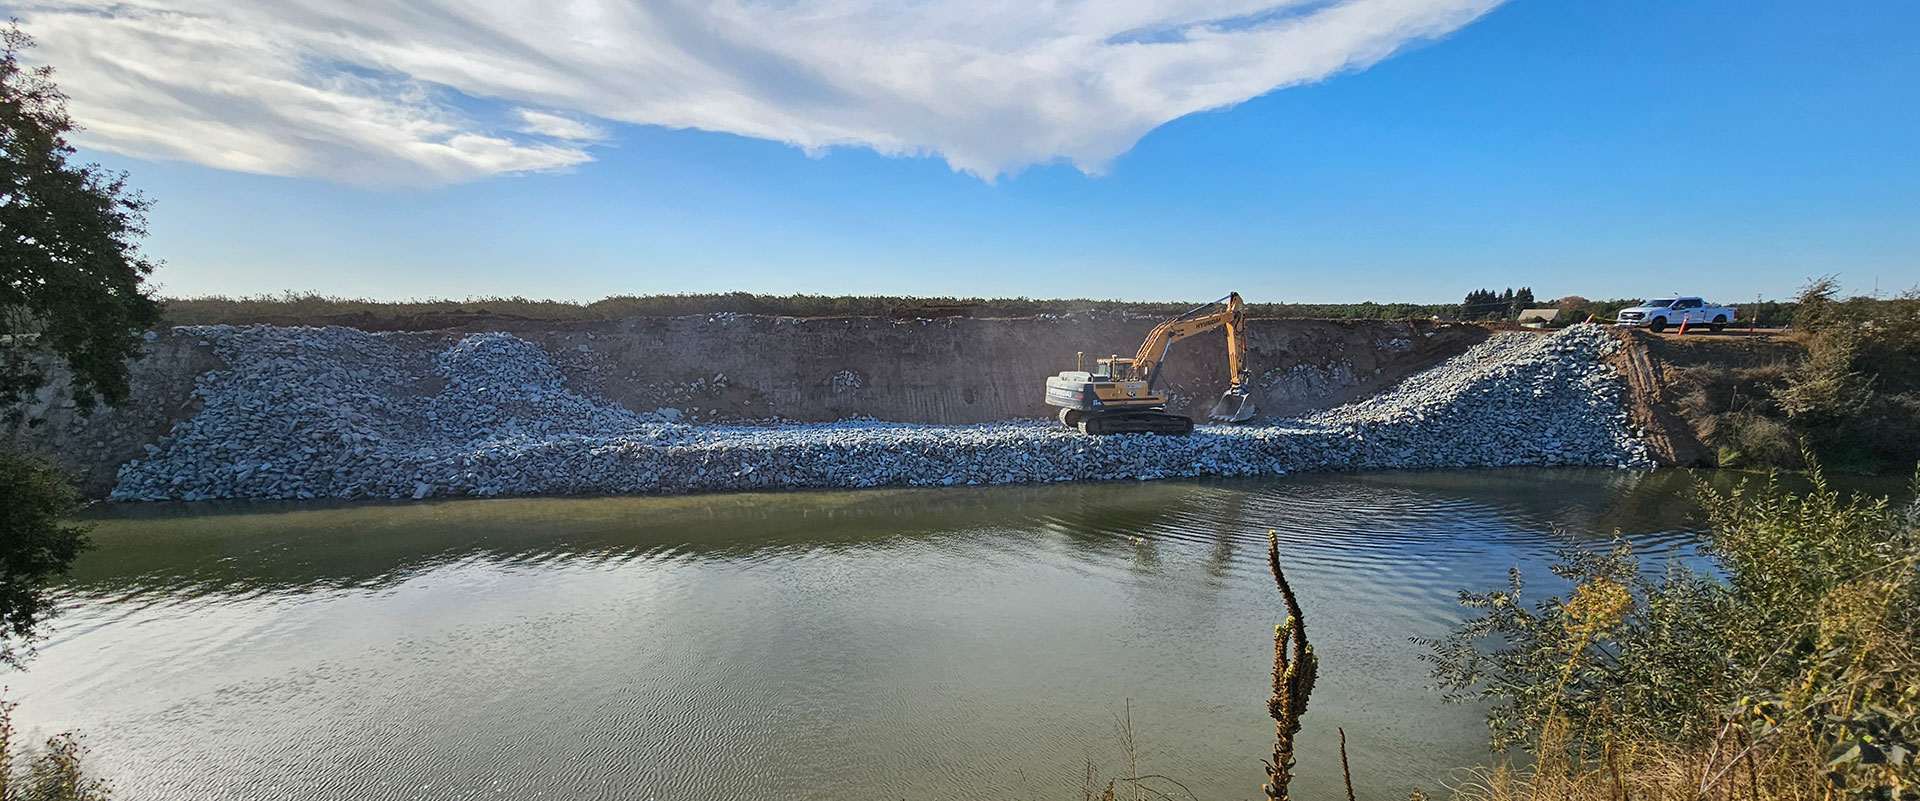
[1614,297,1738,332]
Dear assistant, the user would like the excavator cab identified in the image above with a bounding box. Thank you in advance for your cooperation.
[1092,357,1129,380]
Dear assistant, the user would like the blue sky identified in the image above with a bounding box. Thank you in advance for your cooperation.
[28,0,1920,304]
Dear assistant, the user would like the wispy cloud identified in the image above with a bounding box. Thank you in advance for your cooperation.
[513,109,608,143]
[13,0,1505,186]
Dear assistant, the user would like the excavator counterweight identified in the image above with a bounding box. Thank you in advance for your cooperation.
[1042,293,1257,435]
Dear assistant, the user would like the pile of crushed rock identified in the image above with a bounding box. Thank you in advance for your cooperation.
[108,324,1654,501]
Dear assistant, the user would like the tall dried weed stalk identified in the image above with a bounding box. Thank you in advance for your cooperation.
[1265,530,1318,801]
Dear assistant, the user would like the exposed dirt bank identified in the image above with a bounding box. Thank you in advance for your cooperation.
[1607,329,1806,467]
[6,314,1487,496]
[510,314,1486,426]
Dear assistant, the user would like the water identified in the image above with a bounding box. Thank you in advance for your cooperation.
[11,469,1736,800]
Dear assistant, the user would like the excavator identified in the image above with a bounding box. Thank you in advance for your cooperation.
[1043,293,1257,435]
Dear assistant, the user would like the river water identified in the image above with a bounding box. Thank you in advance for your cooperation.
[14,469,1735,800]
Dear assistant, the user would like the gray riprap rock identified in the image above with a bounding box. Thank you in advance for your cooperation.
[110,324,1653,501]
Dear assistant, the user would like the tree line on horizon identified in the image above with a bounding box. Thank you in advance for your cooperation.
[141,288,1836,328]
[152,291,1472,325]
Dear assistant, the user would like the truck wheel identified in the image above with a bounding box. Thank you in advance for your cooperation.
[1648,317,1667,333]
[1710,315,1727,332]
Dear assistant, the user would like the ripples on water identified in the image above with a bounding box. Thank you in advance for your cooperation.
[12,469,1748,801]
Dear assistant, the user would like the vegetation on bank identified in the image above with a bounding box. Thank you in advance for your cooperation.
[0,25,160,417]
[149,286,1861,329]
[153,290,1475,326]
[1675,280,1919,474]
[1,21,135,664]
[144,290,1797,327]
[2,23,146,800]
[0,452,88,670]
[0,698,110,801]
[1424,459,1920,801]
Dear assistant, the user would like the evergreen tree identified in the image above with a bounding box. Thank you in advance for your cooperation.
[1462,289,1502,320]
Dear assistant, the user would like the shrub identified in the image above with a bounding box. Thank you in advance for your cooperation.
[1775,329,1872,422]
[0,697,112,800]
[1793,276,1846,334]
[1710,411,1802,469]
[1423,457,1920,799]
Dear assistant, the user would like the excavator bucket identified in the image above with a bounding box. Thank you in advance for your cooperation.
[1209,390,1257,423]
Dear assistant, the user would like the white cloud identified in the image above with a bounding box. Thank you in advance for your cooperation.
[12,0,1505,186]
[513,109,609,143]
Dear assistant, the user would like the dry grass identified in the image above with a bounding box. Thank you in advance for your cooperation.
[1452,719,1830,801]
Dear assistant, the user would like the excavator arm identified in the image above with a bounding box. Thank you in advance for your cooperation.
[1125,293,1256,423]
[1131,293,1250,391]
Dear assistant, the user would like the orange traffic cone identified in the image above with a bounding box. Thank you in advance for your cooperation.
[1585,314,1596,324]
[1677,318,1689,336]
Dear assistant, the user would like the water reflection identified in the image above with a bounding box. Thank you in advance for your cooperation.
[10,469,1803,801]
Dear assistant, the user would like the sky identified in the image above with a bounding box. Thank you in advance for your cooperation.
[9,0,1918,304]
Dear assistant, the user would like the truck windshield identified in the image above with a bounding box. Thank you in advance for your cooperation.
[1648,298,1677,307]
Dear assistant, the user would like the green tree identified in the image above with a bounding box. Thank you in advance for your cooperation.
[0,24,149,794]
[1,22,160,417]
[1511,287,1535,316]
[1463,289,1502,320]
[2,21,154,667]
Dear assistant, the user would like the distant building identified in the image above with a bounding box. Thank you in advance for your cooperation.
[1517,308,1562,328]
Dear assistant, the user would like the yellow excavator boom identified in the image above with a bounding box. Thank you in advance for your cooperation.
[1130,292,1250,394]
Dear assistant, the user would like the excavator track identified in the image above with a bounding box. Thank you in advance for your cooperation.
[1077,411,1195,436]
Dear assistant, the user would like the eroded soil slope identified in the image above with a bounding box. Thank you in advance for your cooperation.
[1608,328,1805,466]
[499,314,1487,425]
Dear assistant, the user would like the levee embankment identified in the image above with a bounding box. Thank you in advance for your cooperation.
[6,315,1662,501]
[9,314,1487,496]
